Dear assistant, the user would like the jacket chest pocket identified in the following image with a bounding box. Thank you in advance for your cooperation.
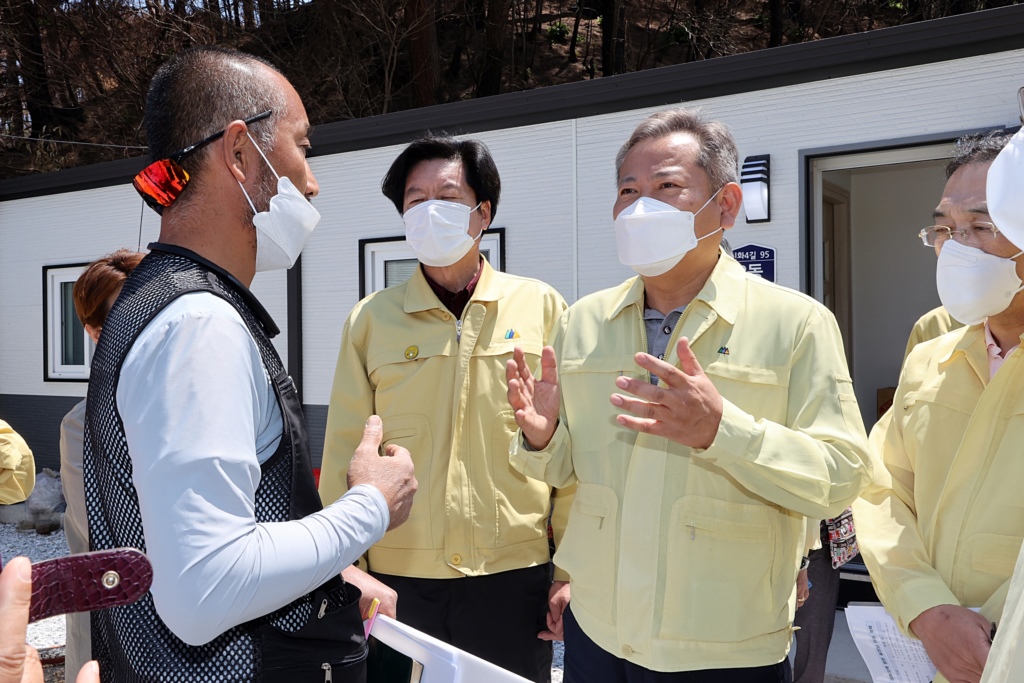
[560,356,642,454]
[660,496,785,643]
[900,387,975,461]
[704,361,789,423]
[367,341,452,394]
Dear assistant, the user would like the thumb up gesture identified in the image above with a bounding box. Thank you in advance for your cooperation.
[347,416,418,530]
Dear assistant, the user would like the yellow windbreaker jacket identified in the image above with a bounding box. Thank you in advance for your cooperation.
[855,326,1024,662]
[0,419,35,505]
[510,253,872,672]
[319,260,572,579]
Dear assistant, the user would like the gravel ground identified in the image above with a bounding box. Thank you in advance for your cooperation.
[1,521,69,649]
[1,520,566,681]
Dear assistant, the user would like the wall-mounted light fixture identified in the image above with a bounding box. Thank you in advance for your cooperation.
[741,154,770,223]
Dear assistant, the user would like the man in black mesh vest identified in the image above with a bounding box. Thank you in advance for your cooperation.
[83,47,417,682]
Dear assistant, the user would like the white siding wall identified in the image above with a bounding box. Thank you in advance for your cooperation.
[572,49,1024,301]
[0,183,287,398]
[3,48,1023,407]
[301,49,1024,405]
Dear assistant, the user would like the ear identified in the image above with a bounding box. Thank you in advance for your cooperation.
[717,182,744,230]
[222,120,254,185]
[478,200,492,232]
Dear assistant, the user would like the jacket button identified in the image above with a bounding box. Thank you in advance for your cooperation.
[451,554,462,565]
[622,645,633,656]
[442,312,451,321]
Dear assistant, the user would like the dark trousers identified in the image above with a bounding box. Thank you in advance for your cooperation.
[792,542,842,683]
[564,606,792,683]
[371,565,552,683]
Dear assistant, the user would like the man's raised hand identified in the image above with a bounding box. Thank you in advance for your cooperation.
[506,345,561,450]
[347,415,418,530]
[609,337,723,449]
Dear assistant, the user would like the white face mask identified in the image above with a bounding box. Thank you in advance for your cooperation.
[936,240,1024,325]
[403,200,483,267]
[614,193,722,277]
[238,133,321,272]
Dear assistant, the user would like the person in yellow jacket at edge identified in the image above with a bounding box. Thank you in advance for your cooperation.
[854,129,1024,683]
[507,108,872,683]
[0,420,34,506]
[318,135,572,683]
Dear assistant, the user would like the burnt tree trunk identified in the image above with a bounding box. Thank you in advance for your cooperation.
[768,0,784,46]
[10,0,57,137]
[406,0,440,106]
[476,0,510,96]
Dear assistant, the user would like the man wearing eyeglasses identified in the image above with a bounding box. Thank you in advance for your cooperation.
[855,129,1024,683]
[84,47,416,681]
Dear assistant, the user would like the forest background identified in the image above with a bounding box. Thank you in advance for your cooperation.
[0,0,1020,178]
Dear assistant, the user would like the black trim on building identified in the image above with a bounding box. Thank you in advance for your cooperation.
[2,5,1023,203]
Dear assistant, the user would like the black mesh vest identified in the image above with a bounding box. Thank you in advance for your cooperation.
[82,245,340,682]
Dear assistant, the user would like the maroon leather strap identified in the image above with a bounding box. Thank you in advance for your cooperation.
[28,548,153,623]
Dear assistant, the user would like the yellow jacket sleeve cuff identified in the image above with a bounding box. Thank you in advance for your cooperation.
[509,421,571,486]
[553,565,570,582]
[891,578,961,636]
[691,399,757,466]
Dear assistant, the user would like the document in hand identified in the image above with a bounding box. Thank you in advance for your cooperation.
[367,614,532,683]
[845,603,936,683]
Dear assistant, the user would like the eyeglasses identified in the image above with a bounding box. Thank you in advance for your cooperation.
[919,222,1002,248]
[132,110,272,215]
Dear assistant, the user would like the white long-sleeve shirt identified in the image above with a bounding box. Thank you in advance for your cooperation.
[116,292,388,646]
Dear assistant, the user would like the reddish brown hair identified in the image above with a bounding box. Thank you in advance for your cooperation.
[73,249,145,329]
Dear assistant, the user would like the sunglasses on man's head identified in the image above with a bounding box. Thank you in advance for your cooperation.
[133,110,273,215]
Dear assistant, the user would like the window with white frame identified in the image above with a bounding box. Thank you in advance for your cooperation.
[359,228,505,298]
[43,263,92,381]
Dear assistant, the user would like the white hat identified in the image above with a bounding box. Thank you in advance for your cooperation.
[988,127,1024,250]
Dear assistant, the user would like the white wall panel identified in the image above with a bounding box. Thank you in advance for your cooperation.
[4,48,1023,407]
[0,183,287,396]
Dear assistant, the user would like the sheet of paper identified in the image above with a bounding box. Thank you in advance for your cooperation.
[845,603,937,683]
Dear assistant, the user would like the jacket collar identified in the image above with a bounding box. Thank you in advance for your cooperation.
[404,258,504,314]
[938,323,993,382]
[610,249,744,325]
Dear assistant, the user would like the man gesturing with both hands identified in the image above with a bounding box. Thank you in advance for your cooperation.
[507,108,872,683]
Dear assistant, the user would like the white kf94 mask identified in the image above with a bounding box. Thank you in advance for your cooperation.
[237,133,321,272]
[614,193,721,277]
[936,240,1024,326]
[403,200,483,267]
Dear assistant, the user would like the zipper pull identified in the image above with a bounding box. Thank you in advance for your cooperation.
[456,319,463,342]
[688,525,696,540]
[318,598,328,619]
[322,663,332,682]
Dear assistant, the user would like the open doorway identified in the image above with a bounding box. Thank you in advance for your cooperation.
[810,143,952,429]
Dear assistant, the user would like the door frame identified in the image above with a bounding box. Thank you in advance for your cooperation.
[807,142,956,303]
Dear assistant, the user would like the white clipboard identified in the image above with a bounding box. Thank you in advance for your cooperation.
[368,614,532,683]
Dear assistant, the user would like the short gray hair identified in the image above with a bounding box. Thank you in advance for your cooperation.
[615,109,739,192]
[945,130,1013,179]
